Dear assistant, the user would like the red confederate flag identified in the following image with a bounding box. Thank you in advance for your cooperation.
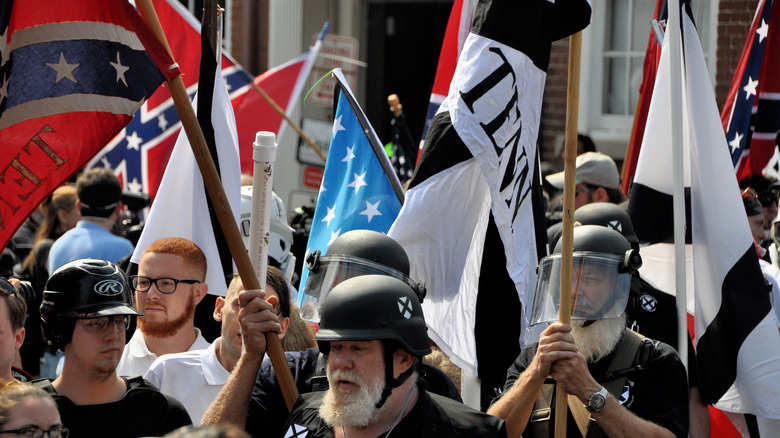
[722,0,780,180]
[87,0,325,200]
[86,0,252,199]
[0,0,178,249]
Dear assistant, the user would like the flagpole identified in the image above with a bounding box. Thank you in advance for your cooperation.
[667,0,689,374]
[251,82,327,162]
[555,30,583,438]
[203,0,218,55]
[135,0,300,411]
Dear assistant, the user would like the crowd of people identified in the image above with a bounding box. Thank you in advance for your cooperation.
[0,143,776,438]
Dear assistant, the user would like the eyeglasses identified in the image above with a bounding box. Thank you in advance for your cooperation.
[574,187,593,196]
[0,425,69,437]
[79,316,129,334]
[130,276,200,294]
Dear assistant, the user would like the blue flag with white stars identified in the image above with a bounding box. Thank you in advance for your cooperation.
[297,69,404,312]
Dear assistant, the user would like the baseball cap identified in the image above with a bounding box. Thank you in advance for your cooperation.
[545,152,619,190]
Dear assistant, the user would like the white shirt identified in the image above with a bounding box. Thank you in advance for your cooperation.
[117,328,210,377]
[144,339,230,425]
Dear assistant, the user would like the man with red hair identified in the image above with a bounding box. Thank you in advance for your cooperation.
[117,237,210,377]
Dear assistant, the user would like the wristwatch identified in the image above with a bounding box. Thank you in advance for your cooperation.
[586,386,608,412]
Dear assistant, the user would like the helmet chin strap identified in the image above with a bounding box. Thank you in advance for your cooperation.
[375,346,416,409]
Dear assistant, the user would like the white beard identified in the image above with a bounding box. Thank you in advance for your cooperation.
[319,368,386,428]
[571,314,626,363]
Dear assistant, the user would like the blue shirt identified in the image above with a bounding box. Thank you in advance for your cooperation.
[47,221,134,273]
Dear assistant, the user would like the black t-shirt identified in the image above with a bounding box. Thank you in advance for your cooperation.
[502,333,689,438]
[33,377,192,438]
[279,383,506,438]
[247,348,462,438]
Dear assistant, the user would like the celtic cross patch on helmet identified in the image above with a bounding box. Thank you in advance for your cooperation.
[397,296,413,319]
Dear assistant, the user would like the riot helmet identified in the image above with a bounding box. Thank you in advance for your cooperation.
[316,275,430,356]
[531,225,641,326]
[316,275,431,408]
[299,229,423,322]
[574,202,639,246]
[41,259,141,350]
[240,186,296,281]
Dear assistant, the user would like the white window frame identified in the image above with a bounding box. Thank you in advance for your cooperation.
[578,0,719,156]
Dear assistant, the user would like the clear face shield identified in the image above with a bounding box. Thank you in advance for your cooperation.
[298,251,423,322]
[530,252,633,326]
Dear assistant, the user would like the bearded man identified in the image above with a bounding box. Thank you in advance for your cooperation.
[488,225,689,438]
[273,275,506,438]
[117,237,209,377]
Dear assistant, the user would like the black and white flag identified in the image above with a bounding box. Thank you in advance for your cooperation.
[388,0,590,393]
[629,9,780,419]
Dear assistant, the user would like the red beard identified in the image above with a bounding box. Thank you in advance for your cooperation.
[137,294,196,338]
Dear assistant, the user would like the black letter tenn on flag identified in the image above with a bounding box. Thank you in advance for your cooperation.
[389,0,591,405]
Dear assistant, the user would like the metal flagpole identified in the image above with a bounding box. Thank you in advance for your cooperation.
[668,0,689,374]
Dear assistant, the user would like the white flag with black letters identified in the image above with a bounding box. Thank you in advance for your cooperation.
[389,0,590,390]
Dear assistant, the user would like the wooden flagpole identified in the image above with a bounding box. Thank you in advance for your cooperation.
[251,82,327,162]
[135,0,299,411]
[555,30,583,438]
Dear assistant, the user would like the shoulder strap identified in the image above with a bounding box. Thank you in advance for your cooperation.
[310,353,329,392]
[124,375,151,390]
[603,329,643,398]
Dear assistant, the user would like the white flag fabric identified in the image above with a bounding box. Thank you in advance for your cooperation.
[389,0,590,386]
[631,10,780,418]
[130,55,241,298]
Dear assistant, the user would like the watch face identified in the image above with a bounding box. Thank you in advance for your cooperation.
[588,389,607,412]
[590,394,606,410]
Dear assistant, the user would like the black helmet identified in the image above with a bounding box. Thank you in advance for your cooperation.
[316,275,431,409]
[553,225,639,261]
[322,229,410,274]
[532,225,641,325]
[300,230,423,322]
[574,202,639,244]
[316,275,431,356]
[41,259,141,350]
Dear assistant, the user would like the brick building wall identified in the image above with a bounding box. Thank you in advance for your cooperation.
[228,0,247,64]
[227,0,269,75]
[539,39,572,166]
[715,0,759,108]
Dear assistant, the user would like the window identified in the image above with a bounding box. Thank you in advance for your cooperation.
[579,0,717,153]
[602,0,655,116]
